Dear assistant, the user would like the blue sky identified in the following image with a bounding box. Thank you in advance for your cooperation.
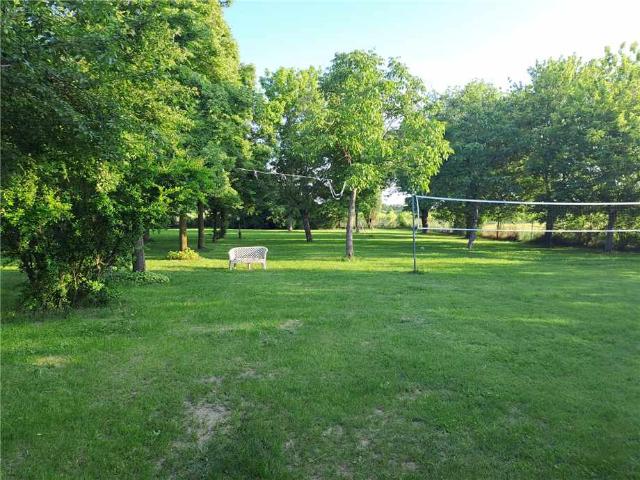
[225,0,640,91]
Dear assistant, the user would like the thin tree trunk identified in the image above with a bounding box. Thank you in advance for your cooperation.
[219,209,227,239]
[197,201,205,250]
[133,236,145,272]
[143,229,151,243]
[238,214,242,239]
[302,209,313,242]
[420,205,429,234]
[287,215,293,232]
[211,209,217,242]
[355,205,360,233]
[179,214,188,251]
[543,208,556,247]
[345,189,357,259]
[604,208,617,253]
[467,203,479,249]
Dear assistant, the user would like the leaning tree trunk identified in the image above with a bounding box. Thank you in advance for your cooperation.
[302,209,313,242]
[543,208,556,248]
[178,214,188,251]
[604,208,618,253]
[467,203,479,249]
[420,205,429,234]
[197,201,205,250]
[133,236,145,272]
[345,189,357,259]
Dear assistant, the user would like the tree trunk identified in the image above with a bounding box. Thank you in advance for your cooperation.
[287,215,293,232]
[345,189,357,259]
[143,229,151,243]
[219,209,227,239]
[211,209,217,242]
[467,203,479,249]
[179,214,188,251]
[302,209,313,242]
[604,208,618,253]
[237,215,242,239]
[543,208,556,247]
[355,205,360,233]
[197,201,205,250]
[420,205,429,234]
[133,236,145,272]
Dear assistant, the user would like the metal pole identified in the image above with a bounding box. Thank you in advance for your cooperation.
[412,194,417,273]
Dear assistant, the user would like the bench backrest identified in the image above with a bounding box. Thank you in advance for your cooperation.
[228,246,268,261]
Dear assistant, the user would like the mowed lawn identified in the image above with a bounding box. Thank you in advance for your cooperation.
[2,229,639,479]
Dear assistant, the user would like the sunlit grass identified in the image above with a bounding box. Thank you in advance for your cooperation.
[2,229,639,479]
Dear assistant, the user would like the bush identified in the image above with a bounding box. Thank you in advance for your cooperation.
[166,248,200,261]
[106,270,170,285]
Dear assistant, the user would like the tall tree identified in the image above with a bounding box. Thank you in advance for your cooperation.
[1,0,249,307]
[578,44,640,252]
[1,1,187,307]
[260,67,328,242]
[428,81,515,248]
[322,52,449,258]
[514,56,589,247]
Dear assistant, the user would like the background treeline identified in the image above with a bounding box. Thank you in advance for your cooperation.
[425,47,640,252]
[1,1,638,310]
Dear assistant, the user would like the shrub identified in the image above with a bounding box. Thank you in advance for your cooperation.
[106,271,170,285]
[166,248,200,261]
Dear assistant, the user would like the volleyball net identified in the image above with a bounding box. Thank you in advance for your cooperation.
[409,194,640,272]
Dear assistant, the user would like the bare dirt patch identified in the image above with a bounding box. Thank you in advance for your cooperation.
[202,375,223,385]
[185,400,230,447]
[238,368,259,379]
[402,461,418,472]
[322,425,344,438]
[31,355,70,367]
[278,319,303,332]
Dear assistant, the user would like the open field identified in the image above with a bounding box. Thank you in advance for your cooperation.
[2,229,639,479]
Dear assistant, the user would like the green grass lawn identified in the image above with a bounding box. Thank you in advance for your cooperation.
[2,229,639,479]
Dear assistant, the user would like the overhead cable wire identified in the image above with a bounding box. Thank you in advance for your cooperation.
[237,167,347,199]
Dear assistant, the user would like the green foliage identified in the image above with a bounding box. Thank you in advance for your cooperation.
[106,271,170,285]
[1,1,247,308]
[428,44,639,248]
[166,248,200,261]
[428,81,517,227]
[258,67,328,226]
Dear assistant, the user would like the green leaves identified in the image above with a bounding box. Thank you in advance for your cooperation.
[1,0,250,309]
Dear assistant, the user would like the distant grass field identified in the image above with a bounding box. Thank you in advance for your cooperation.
[2,229,639,479]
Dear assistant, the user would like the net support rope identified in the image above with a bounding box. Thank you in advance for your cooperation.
[237,167,347,200]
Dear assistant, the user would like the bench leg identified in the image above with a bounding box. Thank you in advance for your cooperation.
[248,263,252,270]
[262,261,266,270]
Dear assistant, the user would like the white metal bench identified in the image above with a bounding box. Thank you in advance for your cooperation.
[228,246,268,270]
